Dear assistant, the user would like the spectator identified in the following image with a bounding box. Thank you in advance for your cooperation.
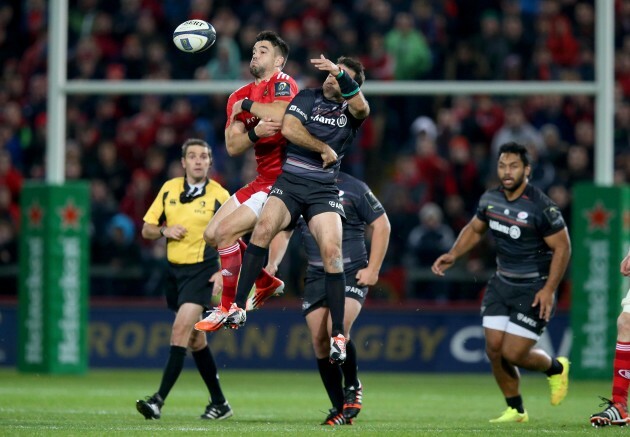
[385,12,432,80]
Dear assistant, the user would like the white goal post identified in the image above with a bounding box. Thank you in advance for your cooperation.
[47,0,615,186]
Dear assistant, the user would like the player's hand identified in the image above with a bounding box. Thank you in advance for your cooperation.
[321,145,338,168]
[254,118,282,138]
[209,271,223,296]
[163,224,187,240]
[532,287,555,322]
[310,54,341,76]
[431,253,455,276]
[621,254,630,276]
[356,267,378,287]
[232,99,246,118]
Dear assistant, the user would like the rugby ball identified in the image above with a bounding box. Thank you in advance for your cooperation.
[172,20,216,53]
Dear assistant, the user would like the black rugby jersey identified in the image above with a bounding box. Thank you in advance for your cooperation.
[475,183,566,277]
[283,88,365,183]
[298,172,385,273]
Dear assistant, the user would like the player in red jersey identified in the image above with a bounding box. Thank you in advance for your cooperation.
[196,31,298,332]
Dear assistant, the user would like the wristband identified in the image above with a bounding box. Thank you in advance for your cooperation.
[248,128,260,143]
[160,226,166,237]
[241,98,254,112]
[336,69,360,99]
[335,68,344,79]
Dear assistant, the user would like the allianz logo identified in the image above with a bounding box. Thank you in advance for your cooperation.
[516,312,537,327]
[312,114,348,127]
[489,219,521,239]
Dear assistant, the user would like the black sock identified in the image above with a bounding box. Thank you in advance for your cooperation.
[157,345,187,400]
[340,339,359,388]
[506,395,525,413]
[544,358,563,376]
[325,272,345,336]
[192,346,225,405]
[317,357,344,411]
[234,243,267,309]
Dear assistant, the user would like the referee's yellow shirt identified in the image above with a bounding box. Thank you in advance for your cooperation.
[143,177,230,264]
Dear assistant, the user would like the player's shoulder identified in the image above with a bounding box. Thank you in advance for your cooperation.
[206,179,230,196]
[162,177,184,191]
[338,172,369,195]
[229,82,254,100]
[523,183,555,208]
[271,70,297,85]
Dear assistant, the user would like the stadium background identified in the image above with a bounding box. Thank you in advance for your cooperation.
[0,0,628,372]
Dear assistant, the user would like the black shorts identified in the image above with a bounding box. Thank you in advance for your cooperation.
[301,267,368,316]
[270,172,345,229]
[165,259,220,312]
[481,273,555,337]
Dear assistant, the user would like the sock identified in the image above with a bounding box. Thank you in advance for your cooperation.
[506,395,525,413]
[341,340,359,388]
[326,272,346,336]
[317,357,344,411]
[192,346,226,405]
[234,243,267,309]
[612,342,630,405]
[218,243,241,308]
[157,345,187,400]
[544,358,563,376]
[239,238,274,289]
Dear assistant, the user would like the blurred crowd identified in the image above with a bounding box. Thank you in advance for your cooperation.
[1,0,629,301]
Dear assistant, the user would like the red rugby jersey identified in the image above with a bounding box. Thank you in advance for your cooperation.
[226,71,298,182]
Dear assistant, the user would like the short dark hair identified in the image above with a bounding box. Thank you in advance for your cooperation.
[498,141,530,167]
[337,56,365,86]
[256,31,290,67]
[181,138,211,157]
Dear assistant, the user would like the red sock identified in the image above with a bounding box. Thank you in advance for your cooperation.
[612,341,630,405]
[238,238,273,288]
[218,243,240,308]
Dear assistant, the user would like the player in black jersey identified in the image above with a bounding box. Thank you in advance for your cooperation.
[261,172,390,426]
[224,55,370,365]
[432,142,572,423]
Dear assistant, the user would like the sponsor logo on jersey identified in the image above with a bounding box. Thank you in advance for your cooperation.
[336,114,347,127]
[270,187,283,196]
[489,219,521,239]
[365,191,384,212]
[504,208,510,215]
[221,269,233,277]
[517,312,538,328]
[312,114,342,126]
[275,81,291,97]
[288,104,307,120]
[346,286,365,298]
[517,211,528,223]
[329,201,344,210]
[170,199,176,205]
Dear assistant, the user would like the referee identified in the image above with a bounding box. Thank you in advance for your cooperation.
[135,138,232,421]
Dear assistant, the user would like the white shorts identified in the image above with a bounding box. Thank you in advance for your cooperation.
[232,190,268,218]
[482,315,541,341]
[621,288,630,313]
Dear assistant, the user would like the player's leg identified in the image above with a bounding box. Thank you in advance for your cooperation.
[591,295,630,427]
[502,279,568,406]
[341,296,363,420]
[230,196,292,320]
[306,306,345,425]
[189,330,232,420]
[205,194,257,310]
[308,211,346,363]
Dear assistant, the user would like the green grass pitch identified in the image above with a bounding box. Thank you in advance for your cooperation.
[0,368,617,435]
